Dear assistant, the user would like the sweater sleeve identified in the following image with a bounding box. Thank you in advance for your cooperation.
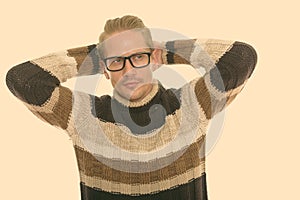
[6,44,101,131]
[161,38,257,119]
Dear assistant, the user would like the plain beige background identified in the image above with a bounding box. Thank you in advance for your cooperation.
[1,0,299,199]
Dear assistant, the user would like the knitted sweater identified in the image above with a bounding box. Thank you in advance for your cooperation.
[6,38,257,200]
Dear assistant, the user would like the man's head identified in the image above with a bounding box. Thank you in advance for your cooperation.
[97,15,162,102]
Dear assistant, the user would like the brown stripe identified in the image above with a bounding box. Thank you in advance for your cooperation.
[34,86,72,129]
[194,77,213,119]
[194,77,228,119]
[226,92,238,107]
[29,109,60,127]
[67,46,95,74]
[80,165,206,195]
[172,54,191,64]
[74,136,205,184]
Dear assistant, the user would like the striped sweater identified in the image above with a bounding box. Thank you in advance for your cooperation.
[6,38,257,200]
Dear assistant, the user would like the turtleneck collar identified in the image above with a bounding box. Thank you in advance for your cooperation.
[112,80,160,108]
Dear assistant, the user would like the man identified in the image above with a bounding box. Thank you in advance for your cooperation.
[6,15,257,200]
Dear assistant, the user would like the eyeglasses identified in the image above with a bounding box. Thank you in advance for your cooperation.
[103,51,152,72]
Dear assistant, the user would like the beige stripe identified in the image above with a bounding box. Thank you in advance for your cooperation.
[31,51,78,82]
[79,162,205,195]
[190,39,214,70]
[100,109,181,152]
[196,39,235,63]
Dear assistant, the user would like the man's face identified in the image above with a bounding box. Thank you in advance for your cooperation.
[101,30,161,102]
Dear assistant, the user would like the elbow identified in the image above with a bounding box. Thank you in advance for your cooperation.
[6,61,60,106]
[6,63,26,101]
[212,41,258,91]
[234,41,258,78]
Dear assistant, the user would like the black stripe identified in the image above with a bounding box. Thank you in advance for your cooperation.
[80,173,208,200]
[91,85,181,135]
[209,41,257,92]
[6,61,59,106]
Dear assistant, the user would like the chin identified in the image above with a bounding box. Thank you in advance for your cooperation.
[122,89,146,102]
[115,83,151,102]
[126,91,144,102]
[129,94,143,102]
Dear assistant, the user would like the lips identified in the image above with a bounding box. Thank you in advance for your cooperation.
[123,81,140,89]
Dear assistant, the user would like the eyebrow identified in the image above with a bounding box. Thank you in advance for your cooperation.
[105,48,152,58]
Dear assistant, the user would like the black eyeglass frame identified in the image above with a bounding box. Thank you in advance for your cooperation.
[103,51,153,72]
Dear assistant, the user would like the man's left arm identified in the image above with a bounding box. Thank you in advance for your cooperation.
[161,38,258,119]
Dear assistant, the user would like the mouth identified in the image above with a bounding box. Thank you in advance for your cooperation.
[123,81,140,89]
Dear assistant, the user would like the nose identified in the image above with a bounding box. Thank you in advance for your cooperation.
[122,58,136,75]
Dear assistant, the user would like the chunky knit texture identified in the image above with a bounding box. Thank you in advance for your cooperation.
[6,38,257,200]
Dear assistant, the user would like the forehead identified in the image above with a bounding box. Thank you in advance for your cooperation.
[103,30,148,57]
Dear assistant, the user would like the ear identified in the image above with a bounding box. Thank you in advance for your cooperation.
[99,60,110,79]
[151,48,163,71]
[152,41,163,64]
[104,70,110,80]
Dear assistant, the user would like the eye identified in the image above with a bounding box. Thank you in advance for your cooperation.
[112,58,122,63]
[133,54,145,60]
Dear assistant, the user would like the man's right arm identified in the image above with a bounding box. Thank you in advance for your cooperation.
[6,44,101,132]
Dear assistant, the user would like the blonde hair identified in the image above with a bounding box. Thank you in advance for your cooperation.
[97,15,153,58]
